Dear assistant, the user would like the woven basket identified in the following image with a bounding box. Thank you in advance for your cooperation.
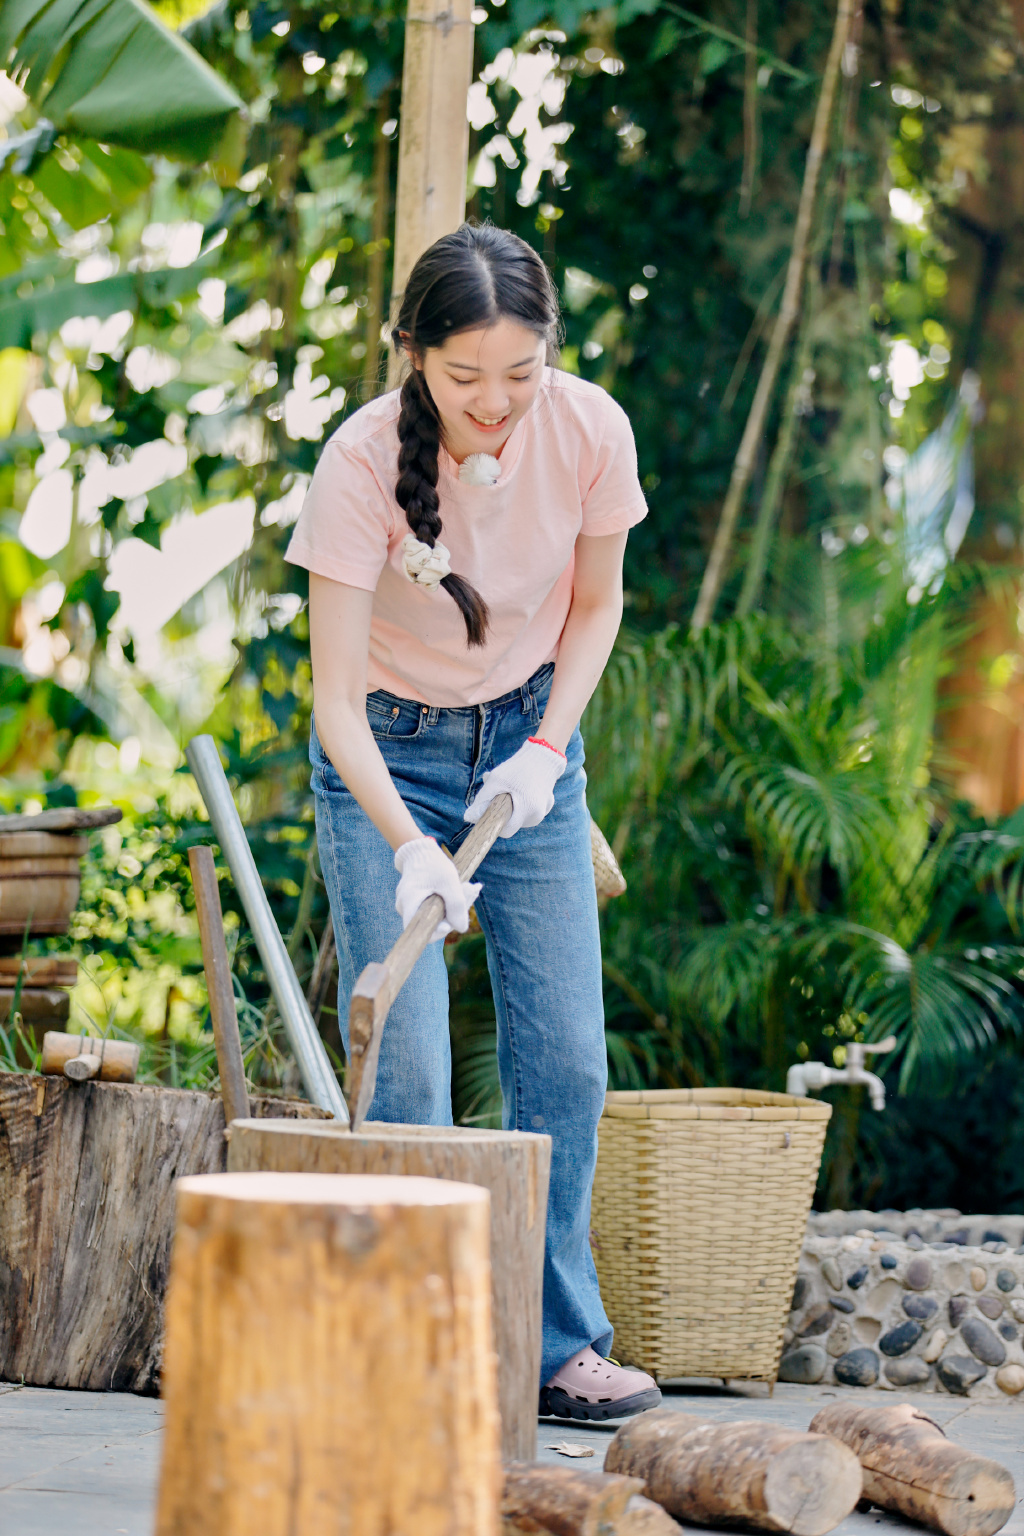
[591,1088,831,1383]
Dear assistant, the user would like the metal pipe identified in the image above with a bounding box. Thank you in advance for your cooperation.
[185,734,349,1124]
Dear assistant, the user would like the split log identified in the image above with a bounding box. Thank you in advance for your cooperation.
[156,1171,500,1536]
[0,1071,327,1392]
[502,1465,680,1536]
[226,1116,550,1462]
[808,1402,1015,1536]
[605,1408,862,1536]
[41,1030,140,1082]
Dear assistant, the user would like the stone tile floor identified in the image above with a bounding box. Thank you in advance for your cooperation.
[2,1378,1022,1535]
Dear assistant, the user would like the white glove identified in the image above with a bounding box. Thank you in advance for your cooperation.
[464,736,567,839]
[394,836,481,943]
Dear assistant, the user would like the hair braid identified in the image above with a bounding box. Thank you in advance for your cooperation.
[395,369,490,647]
[392,222,560,649]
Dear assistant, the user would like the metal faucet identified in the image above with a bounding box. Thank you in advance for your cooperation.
[786,1037,897,1111]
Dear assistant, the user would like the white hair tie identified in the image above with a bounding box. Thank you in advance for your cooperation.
[401,534,451,592]
[459,454,501,486]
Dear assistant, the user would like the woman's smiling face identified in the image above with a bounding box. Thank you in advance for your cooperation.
[415,318,547,464]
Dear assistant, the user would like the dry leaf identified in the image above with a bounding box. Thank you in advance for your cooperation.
[546,1441,595,1458]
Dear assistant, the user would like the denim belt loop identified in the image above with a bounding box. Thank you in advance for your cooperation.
[426,705,440,725]
[520,681,533,716]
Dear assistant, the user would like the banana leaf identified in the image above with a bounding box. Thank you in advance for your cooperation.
[0,0,242,159]
[0,257,212,348]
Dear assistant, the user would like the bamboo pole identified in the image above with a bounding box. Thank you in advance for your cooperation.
[690,0,856,633]
[387,0,476,387]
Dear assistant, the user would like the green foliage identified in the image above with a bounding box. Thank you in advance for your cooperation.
[3,0,1024,1207]
[1,0,242,157]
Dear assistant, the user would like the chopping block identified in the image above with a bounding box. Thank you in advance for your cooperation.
[227,1117,551,1461]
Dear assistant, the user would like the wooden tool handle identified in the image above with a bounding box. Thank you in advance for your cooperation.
[41,1031,140,1082]
[347,792,513,1129]
[189,845,251,1126]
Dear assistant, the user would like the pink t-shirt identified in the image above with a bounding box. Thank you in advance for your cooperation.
[285,367,648,707]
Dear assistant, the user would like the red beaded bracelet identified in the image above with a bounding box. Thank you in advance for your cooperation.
[528,736,566,759]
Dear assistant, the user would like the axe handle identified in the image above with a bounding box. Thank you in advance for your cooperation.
[346,793,513,1129]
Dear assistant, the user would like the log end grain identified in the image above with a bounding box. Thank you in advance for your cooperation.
[763,1438,863,1536]
[63,1053,100,1081]
[623,1494,684,1536]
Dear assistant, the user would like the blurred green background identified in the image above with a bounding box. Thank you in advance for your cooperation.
[5,0,1024,1208]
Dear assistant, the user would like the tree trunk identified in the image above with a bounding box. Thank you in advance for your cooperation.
[605,1409,862,1536]
[155,1171,500,1536]
[387,0,475,385]
[0,1071,326,1392]
[808,1403,1015,1536]
[363,93,394,400]
[226,1116,550,1462]
[690,0,855,632]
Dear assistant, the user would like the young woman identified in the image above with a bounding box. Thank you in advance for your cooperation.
[287,222,660,1422]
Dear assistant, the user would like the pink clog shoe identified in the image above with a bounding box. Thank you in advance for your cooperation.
[540,1345,662,1422]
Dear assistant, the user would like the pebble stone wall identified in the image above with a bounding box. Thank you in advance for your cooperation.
[783,1210,1024,1396]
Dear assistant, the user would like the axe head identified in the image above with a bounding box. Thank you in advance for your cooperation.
[345,962,390,1130]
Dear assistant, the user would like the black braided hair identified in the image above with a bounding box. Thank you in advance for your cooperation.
[392,222,561,648]
[395,367,490,647]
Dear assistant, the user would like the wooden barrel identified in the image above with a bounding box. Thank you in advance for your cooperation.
[0,831,86,937]
[227,1117,551,1462]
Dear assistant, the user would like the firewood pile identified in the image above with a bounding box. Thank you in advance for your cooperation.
[504,1403,1015,1536]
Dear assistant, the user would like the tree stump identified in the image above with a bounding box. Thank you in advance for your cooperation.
[808,1402,1016,1536]
[156,1171,501,1536]
[0,1071,327,1392]
[605,1408,863,1536]
[226,1116,551,1461]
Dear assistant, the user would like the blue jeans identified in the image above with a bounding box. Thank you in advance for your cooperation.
[310,661,613,1385]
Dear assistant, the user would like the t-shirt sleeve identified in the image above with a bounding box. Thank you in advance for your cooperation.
[284,436,394,590]
[580,395,648,535]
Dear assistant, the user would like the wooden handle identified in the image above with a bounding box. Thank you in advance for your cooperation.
[64,1053,101,1082]
[189,845,251,1126]
[41,1031,140,1082]
[347,792,513,1129]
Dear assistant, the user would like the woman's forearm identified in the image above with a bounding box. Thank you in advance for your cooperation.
[316,703,423,851]
[537,594,623,754]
